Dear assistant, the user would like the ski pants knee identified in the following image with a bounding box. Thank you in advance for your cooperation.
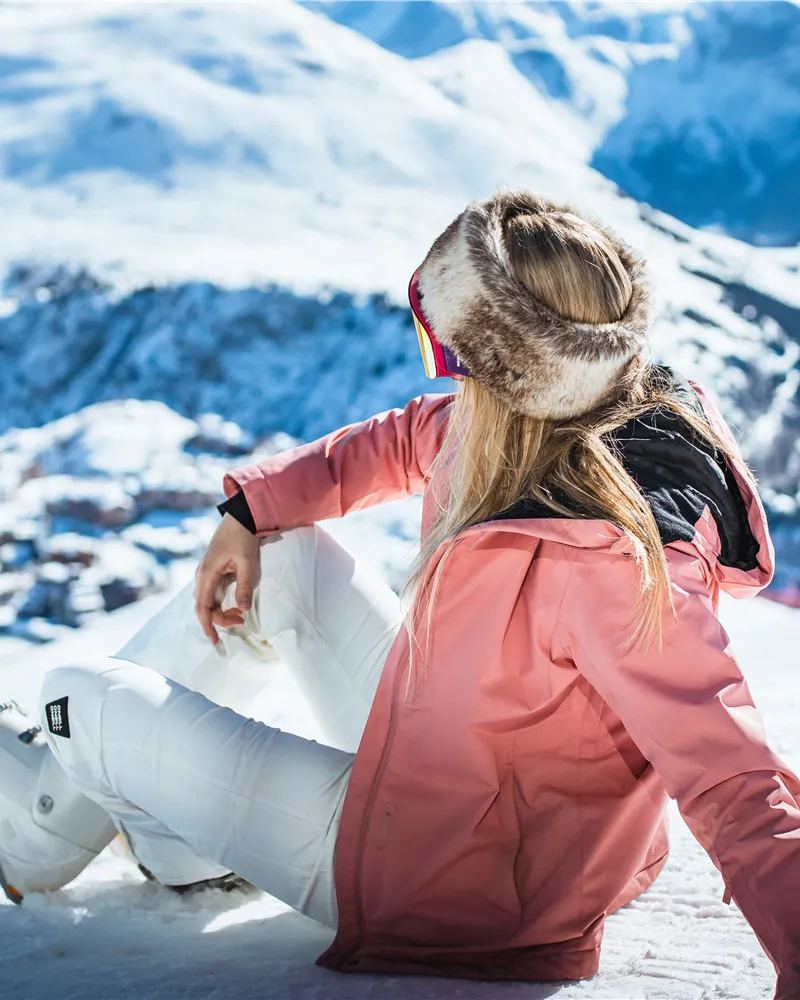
[38,524,403,926]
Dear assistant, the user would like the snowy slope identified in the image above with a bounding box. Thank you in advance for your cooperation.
[2,1,798,290]
[0,508,796,1000]
[593,1,800,246]
[0,0,594,293]
[312,0,800,246]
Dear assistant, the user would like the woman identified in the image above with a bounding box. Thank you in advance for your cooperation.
[1,191,797,997]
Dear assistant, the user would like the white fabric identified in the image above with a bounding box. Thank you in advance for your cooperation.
[115,523,403,753]
[39,525,403,925]
[0,700,116,896]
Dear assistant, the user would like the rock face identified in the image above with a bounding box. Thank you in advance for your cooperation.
[0,269,447,443]
[2,262,799,511]
[39,478,137,529]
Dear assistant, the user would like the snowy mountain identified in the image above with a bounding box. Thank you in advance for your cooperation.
[3,1,798,286]
[0,392,423,644]
[1,0,800,637]
[0,0,596,293]
[593,1,800,246]
[0,398,256,643]
[310,0,800,246]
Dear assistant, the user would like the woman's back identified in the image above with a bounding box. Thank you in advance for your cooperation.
[238,372,782,982]
[211,189,797,996]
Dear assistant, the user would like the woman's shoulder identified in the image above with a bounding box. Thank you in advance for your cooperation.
[482,373,759,572]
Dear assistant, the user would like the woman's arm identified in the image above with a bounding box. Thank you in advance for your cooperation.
[195,393,452,644]
[559,542,800,999]
[222,393,453,536]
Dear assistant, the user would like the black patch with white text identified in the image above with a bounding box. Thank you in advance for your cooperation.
[45,697,70,738]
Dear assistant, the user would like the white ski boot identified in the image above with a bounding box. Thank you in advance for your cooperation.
[0,700,116,902]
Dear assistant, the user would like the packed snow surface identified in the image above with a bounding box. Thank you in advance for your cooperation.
[0,508,796,1000]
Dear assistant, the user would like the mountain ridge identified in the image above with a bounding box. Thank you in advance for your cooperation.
[1,0,798,604]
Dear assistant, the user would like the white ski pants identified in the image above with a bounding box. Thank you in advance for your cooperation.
[39,525,404,927]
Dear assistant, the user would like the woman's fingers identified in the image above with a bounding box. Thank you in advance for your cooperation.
[210,608,246,628]
[195,567,247,645]
[194,513,262,642]
[195,565,223,644]
[234,554,259,612]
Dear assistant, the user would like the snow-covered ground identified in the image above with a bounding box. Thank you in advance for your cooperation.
[0,509,796,1000]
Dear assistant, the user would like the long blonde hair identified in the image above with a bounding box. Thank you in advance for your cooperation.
[401,209,736,683]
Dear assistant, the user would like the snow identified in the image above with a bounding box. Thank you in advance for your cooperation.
[312,0,800,246]
[592,1,800,245]
[0,510,796,999]
[2,0,797,295]
[0,0,573,293]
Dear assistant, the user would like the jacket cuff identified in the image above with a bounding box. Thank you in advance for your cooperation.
[217,490,257,534]
[222,468,280,538]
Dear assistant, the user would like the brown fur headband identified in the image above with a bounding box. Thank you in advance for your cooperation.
[416,190,651,419]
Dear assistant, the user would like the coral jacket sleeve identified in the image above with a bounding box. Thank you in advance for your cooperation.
[560,543,800,999]
[222,394,453,536]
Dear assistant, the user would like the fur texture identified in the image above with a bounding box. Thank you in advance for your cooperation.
[417,190,652,419]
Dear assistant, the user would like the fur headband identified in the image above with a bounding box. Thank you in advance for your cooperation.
[416,190,651,420]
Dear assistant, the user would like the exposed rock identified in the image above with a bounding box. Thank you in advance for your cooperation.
[121,523,206,562]
[17,476,137,529]
[7,616,75,645]
[40,533,99,568]
[0,515,39,549]
[0,542,36,570]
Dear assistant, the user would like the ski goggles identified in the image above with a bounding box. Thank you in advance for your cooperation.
[408,268,471,380]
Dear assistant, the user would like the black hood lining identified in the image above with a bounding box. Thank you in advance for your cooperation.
[482,366,761,572]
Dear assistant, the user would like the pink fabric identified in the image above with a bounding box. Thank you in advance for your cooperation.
[226,388,799,998]
[222,395,451,536]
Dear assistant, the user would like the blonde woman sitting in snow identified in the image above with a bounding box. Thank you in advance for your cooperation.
[2,190,797,999]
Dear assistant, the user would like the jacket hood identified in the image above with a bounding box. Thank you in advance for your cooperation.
[475,367,773,598]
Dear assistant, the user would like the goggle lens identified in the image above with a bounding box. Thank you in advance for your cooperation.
[413,312,439,380]
[409,267,471,381]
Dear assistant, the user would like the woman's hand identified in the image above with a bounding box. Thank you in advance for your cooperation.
[194,513,262,645]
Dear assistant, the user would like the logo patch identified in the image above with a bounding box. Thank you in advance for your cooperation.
[45,697,70,739]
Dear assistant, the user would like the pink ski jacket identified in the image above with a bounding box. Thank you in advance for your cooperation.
[224,374,800,999]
